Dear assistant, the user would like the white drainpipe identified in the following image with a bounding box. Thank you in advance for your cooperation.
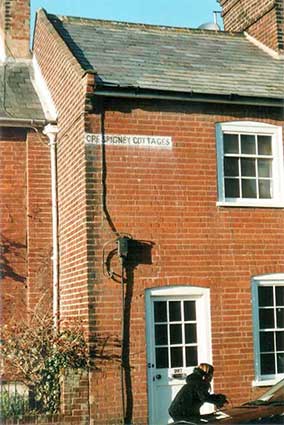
[43,124,59,330]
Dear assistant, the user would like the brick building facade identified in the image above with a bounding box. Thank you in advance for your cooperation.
[32,1,284,422]
[2,0,284,424]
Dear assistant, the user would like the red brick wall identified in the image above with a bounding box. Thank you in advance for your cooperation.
[33,9,96,424]
[0,128,27,324]
[0,127,53,325]
[86,98,284,423]
[26,130,53,313]
[248,8,280,51]
[219,0,284,52]
[0,0,30,58]
[33,10,94,330]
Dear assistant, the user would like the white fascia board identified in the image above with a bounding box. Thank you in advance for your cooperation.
[31,54,57,122]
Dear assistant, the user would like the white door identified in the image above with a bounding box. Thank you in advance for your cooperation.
[145,286,212,425]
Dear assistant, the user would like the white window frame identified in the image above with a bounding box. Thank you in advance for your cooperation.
[216,121,284,208]
[252,274,284,386]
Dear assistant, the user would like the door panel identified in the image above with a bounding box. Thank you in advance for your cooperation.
[146,287,212,425]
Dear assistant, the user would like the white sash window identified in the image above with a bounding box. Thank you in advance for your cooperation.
[252,274,284,386]
[216,122,284,208]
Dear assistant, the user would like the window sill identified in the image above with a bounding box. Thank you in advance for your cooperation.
[217,201,284,209]
[252,378,281,387]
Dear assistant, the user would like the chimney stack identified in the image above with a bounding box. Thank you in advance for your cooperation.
[218,0,284,53]
[0,0,31,59]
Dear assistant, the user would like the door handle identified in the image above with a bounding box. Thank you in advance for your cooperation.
[156,374,162,380]
[172,373,187,379]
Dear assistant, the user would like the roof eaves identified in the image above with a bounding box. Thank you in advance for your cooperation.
[93,85,284,108]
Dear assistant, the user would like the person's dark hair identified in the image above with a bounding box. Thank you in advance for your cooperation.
[198,363,214,376]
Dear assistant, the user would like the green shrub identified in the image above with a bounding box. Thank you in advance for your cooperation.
[0,314,88,415]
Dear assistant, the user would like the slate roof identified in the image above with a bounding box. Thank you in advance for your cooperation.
[47,14,284,102]
[0,62,46,120]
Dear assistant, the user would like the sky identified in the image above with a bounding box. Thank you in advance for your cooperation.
[31,0,223,30]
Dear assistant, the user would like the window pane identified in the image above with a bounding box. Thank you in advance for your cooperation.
[276,287,284,306]
[156,347,168,368]
[277,309,284,328]
[224,157,239,176]
[242,179,257,198]
[154,301,167,322]
[258,135,272,155]
[260,331,274,352]
[241,134,256,154]
[224,134,239,153]
[169,301,181,322]
[259,309,275,329]
[171,347,183,368]
[258,159,272,178]
[170,324,182,344]
[259,286,273,307]
[155,324,168,345]
[184,301,196,321]
[277,353,284,373]
[241,159,256,177]
[186,346,198,367]
[276,331,284,351]
[185,324,197,344]
[259,180,272,199]
[261,353,275,374]
[225,178,239,198]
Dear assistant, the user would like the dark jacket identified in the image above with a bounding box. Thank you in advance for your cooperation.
[168,368,226,421]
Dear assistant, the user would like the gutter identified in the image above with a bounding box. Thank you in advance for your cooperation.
[0,117,52,128]
[93,86,284,108]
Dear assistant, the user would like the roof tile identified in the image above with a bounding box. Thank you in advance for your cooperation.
[48,14,284,100]
[0,62,45,120]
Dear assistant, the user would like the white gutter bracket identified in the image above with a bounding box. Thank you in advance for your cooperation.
[43,123,59,331]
